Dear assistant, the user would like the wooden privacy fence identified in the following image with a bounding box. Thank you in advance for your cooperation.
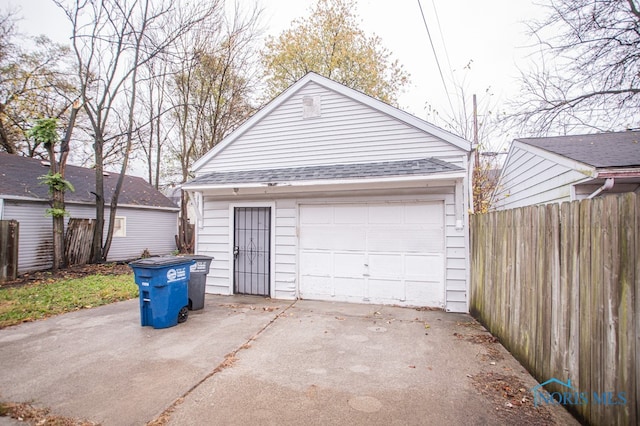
[0,220,19,282]
[65,218,95,266]
[471,193,638,426]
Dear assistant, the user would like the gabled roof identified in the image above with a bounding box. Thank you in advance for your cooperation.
[192,72,470,172]
[0,153,178,209]
[186,157,463,187]
[516,131,640,168]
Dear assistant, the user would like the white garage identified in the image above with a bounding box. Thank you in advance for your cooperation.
[299,202,445,306]
[183,73,472,312]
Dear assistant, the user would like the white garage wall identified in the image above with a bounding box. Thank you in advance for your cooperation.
[196,81,467,175]
[197,188,468,312]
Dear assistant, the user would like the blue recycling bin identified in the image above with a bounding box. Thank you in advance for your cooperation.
[129,257,195,329]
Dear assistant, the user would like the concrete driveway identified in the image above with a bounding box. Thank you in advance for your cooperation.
[0,295,577,425]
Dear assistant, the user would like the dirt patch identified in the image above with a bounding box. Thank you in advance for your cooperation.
[470,372,556,425]
[454,319,505,361]
[458,320,561,425]
[465,333,505,361]
[1,263,132,289]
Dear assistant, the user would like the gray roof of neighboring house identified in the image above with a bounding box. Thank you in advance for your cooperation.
[0,153,178,209]
[516,131,640,168]
[187,157,463,186]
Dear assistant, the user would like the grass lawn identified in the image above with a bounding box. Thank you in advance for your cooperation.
[0,272,138,329]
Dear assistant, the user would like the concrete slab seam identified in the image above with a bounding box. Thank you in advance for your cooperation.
[146,300,298,425]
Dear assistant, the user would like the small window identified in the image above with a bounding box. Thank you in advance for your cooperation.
[113,216,126,237]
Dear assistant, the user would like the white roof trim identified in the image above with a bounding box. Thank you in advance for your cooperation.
[191,72,471,172]
[183,170,466,192]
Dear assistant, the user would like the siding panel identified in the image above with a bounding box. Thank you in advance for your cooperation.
[493,146,590,210]
[197,82,466,174]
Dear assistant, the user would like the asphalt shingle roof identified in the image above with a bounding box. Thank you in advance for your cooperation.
[188,157,463,186]
[517,131,640,168]
[0,153,177,209]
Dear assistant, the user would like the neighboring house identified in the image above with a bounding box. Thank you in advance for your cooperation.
[0,153,179,273]
[492,131,640,210]
[182,72,473,312]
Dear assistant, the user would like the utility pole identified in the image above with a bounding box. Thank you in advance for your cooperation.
[473,93,479,164]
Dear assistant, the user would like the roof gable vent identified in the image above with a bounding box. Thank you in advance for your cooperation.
[302,96,321,119]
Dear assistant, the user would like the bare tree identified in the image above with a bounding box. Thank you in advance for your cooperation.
[166,4,262,252]
[138,54,171,189]
[0,9,77,157]
[56,0,219,262]
[423,62,504,212]
[510,0,640,135]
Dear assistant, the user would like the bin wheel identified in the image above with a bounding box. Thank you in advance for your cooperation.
[178,306,189,323]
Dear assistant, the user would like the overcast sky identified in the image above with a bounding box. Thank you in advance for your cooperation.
[10,0,546,151]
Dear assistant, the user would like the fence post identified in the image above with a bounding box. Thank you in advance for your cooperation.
[0,220,19,282]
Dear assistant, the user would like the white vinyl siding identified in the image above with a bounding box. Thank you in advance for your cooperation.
[197,201,231,295]
[197,189,467,311]
[196,82,466,175]
[2,200,177,273]
[492,145,591,210]
[274,200,297,299]
[102,207,177,261]
[2,200,53,272]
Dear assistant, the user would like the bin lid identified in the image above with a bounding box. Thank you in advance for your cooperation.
[179,255,213,261]
[129,256,195,268]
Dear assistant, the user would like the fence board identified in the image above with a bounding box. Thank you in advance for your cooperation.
[471,193,638,425]
[549,202,564,388]
[508,209,524,354]
[64,218,95,266]
[578,199,592,423]
[567,201,580,395]
[590,198,604,425]
[534,206,546,379]
[603,196,619,421]
[634,193,640,426]
[616,194,636,425]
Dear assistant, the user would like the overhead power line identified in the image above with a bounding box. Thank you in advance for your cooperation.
[429,0,455,85]
[417,0,455,117]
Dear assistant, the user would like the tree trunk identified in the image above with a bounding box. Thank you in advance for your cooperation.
[176,190,193,253]
[92,137,105,263]
[45,143,64,271]
[51,195,66,271]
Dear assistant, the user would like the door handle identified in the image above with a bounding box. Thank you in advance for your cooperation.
[233,246,239,259]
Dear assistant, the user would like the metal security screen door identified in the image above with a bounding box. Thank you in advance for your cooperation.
[233,207,271,296]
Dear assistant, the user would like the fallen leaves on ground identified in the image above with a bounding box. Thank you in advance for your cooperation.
[470,373,556,425]
[0,401,98,425]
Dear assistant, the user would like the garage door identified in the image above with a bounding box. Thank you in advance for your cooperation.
[299,202,445,307]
